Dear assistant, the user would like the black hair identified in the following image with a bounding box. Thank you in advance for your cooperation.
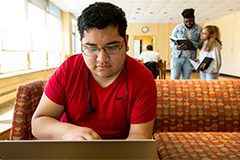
[181,8,195,18]
[77,2,127,40]
[146,45,153,51]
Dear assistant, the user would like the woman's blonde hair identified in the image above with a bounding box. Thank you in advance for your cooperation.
[199,25,222,52]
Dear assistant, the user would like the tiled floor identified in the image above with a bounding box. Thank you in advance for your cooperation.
[0,71,239,133]
[162,71,239,80]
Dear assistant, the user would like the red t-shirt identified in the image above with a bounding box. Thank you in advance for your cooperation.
[45,54,157,139]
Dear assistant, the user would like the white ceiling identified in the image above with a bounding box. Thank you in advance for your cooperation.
[49,0,240,24]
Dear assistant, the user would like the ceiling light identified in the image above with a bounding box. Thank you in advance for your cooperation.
[150,12,153,14]
[164,12,167,14]
[137,8,141,10]
[136,12,139,14]
[229,9,233,11]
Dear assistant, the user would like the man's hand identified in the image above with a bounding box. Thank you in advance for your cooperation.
[201,69,206,73]
[63,126,102,140]
[177,43,187,50]
[32,94,102,140]
[194,59,199,62]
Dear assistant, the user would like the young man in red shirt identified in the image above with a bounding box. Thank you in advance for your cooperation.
[32,2,157,140]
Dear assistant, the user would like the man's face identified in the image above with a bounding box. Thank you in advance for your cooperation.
[184,17,195,29]
[80,25,128,80]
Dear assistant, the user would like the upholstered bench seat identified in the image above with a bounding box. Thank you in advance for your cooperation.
[154,132,240,160]
[10,80,47,140]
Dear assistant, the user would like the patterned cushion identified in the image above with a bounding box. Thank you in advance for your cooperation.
[154,79,240,133]
[9,80,47,140]
[154,132,240,160]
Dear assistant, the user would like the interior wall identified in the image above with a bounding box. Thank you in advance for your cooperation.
[127,15,239,76]
[62,11,72,56]
[127,23,204,69]
[134,36,154,52]
[205,11,240,77]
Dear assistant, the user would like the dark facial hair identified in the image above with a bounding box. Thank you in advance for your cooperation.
[185,22,195,29]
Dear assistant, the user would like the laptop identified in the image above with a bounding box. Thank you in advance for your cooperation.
[0,139,158,159]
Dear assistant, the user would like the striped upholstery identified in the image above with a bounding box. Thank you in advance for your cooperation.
[9,80,47,140]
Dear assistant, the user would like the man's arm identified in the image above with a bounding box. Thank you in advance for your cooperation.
[170,27,186,50]
[138,54,143,62]
[126,119,155,139]
[31,93,101,140]
[158,54,161,62]
[191,25,203,49]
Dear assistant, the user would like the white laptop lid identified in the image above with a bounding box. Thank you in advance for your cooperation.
[0,139,158,159]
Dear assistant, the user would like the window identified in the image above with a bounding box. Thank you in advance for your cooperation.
[0,52,28,73]
[72,18,81,55]
[0,0,63,74]
[28,3,49,51]
[72,25,76,55]
[72,19,77,55]
[0,0,30,51]
[47,14,62,52]
[0,0,30,73]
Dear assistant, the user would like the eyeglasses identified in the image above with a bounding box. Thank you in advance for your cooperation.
[82,41,124,57]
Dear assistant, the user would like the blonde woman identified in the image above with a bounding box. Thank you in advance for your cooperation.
[194,25,222,79]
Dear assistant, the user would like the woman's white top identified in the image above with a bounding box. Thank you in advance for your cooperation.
[198,40,222,74]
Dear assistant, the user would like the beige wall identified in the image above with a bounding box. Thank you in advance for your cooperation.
[127,24,158,57]
[127,23,204,69]
[134,36,154,52]
[205,11,240,77]
[62,11,73,56]
[127,12,239,76]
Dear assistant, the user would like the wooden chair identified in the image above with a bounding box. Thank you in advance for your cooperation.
[156,60,166,79]
[9,80,47,140]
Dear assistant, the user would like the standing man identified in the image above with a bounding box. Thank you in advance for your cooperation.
[138,45,161,79]
[32,2,157,140]
[170,8,202,79]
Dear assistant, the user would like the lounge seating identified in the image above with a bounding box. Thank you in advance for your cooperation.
[9,80,47,140]
[8,79,240,159]
[153,79,240,159]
